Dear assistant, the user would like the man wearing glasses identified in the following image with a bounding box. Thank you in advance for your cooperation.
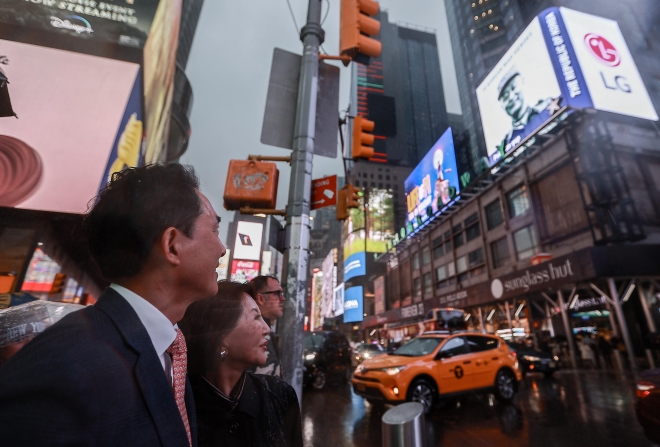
[248,275,285,377]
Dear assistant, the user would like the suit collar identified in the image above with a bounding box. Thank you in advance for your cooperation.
[95,288,196,447]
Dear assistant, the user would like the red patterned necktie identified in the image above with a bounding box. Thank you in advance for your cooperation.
[167,328,192,447]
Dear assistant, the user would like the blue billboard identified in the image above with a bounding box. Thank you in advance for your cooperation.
[404,128,460,227]
[343,286,364,323]
[344,252,366,281]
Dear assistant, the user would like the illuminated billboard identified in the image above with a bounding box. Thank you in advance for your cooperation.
[477,7,657,166]
[404,128,460,227]
[0,39,141,213]
[366,189,395,253]
[230,260,260,283]
[343,286,364,324]
[233,221,264,261]
[321,249,337,319]
[344,252,366,281]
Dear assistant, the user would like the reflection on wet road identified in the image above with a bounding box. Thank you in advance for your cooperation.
[301,370,655,446]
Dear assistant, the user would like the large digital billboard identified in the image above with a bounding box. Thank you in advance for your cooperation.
[477,7,657,166]
[230,260,260,283]
[321,249,337,319]
[344,252,366,282]
[404,128,460,227]
[0,39,140,213]
[343,285,364,324]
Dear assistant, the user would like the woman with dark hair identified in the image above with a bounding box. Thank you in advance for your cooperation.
[179,281,303,447]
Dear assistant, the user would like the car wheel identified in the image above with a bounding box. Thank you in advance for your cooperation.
[312,370,327,390]
[494,369,516,402]
[408,379,436,414]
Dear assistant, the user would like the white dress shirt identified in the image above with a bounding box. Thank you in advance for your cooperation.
[110,284,177,384]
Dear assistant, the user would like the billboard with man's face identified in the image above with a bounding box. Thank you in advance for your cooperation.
[477,7,657,166]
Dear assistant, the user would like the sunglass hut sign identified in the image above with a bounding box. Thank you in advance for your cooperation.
[491,259,575,299]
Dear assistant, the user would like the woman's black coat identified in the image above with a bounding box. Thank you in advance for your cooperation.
[191,372,303,447]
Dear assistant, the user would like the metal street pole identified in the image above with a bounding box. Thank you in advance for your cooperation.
[279,0,324,403]
[557,290,578,369]
[607,278,639,376]
[638,285,656,369]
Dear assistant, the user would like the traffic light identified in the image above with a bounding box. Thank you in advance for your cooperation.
[346,184,361,208]
[50,273,67,295]
[340,0,382,66]
[336,186,348,221]
[352,115,375,159]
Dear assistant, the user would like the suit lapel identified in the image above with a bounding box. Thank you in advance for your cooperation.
[95,289,190,447]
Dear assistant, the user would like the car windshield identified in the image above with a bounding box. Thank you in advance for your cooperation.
[393,337,444,357]
[360,344,383,352]
[304,334,324,351]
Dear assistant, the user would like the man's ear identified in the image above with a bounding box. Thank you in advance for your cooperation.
[159,227,182,266]
[255,293,266,307]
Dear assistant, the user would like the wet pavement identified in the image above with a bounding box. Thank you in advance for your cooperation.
[301,369,655,446]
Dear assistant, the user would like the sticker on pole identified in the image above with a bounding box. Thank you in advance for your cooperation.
[311,175,337,210]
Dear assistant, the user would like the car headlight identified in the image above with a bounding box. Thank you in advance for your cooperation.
[553,356,559,361]
[522,355,541,362]
[305,353,316,361]
[380,366,406,376]
[356,364,365,374]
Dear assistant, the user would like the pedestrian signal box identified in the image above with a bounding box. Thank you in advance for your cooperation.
[340,0,382,66]
[352,116,375,159]
[223,160,279,210]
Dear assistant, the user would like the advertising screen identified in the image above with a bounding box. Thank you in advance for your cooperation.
[344,252,366,282]
[366,189,395,253]
[404,128,460,227]
[334,282,345,317]
[0,0,164,52]
[233,221,264,261]
[230,260,260,283]
[374,276,385,315]
[557,7,657,121]
[343,286,364,324]
[321,249,337,319]
[311,270,323,331]
[476,18,564,166]
[0,39,140,213]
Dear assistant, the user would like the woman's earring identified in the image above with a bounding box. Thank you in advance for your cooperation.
[220,349,227,361]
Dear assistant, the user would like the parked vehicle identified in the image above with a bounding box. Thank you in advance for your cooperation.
[507,341,560,377]
[636,368,660,444]
[352,342,385,367]
[352,332,522,413]
[303,331,352,390]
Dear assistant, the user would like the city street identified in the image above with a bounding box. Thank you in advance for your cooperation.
[302,370,653,447]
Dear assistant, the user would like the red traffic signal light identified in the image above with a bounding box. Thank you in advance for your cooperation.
[50,273,67,295]
[352,115,375,159]
[340,0,382,66]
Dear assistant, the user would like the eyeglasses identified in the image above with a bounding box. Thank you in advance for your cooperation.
[261,290,285,299]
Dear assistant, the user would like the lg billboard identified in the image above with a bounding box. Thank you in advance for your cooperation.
[477,7,657,166]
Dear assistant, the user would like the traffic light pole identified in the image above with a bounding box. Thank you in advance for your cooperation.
[279,0,324,403]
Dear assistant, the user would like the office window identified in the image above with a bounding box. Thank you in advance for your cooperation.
[452,223,463,234]
[413,277,422,299]
[466,223,481,242]
[468,248,484,267]
[513,225,538,260]
[412,252,420,270]
[456,255,468,274]
[464,213,478,226]
[485,199,504,229]
[433,244,444,259]
[423,273,432,295]
[454,232,464,248]
[507,185,531,218]
[422,246,431,265]
[436,265,447,281]
[491,237,510,268]
[447,262,456,277]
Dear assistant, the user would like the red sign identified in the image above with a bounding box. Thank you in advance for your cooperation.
[230,260,260,282]
[311,175,337,210]
[584,33,621,67]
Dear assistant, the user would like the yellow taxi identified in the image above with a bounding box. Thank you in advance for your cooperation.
[351,332,522,412]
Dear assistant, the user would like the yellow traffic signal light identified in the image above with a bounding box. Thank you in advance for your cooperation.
[336,186,349,221]
[347,184,361,209]
[340,0,382,66]
[50,273,67,295]
[352,115,375,159]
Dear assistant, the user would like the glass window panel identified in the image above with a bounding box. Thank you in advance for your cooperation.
[513,225,538,260]
[491,237,510,269]
[454,232,464,248]
[466,223,481,242]
[436,265,447,281]
[507,186,531,218]
[456,255,468,273]
[485,199,504,230]
[422,246,431,265]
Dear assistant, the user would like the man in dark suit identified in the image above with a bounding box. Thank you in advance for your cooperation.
[0,164,226,446]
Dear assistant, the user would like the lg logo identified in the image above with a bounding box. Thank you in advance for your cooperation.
[584,33,631,94]
[584,33,620,67]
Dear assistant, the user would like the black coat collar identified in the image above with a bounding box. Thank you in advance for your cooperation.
[95,287,197,447]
